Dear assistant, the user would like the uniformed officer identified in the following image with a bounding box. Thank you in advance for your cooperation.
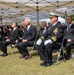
[37,21,48,39]
[36,15,64,67]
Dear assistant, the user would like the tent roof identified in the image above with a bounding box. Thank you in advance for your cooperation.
[0,0,74,25]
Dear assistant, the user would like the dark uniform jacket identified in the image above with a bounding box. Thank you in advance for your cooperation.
[40,22,64,43]
[22,25,37,45]
[0,31,4,41]
[37,27,48,39]
[64,24,74,41]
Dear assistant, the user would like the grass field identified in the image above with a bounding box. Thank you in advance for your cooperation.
[0,48,74,75]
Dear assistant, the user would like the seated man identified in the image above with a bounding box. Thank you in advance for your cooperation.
[0,27,4,41]
[63,16,74,60]
[36,15,64,67]
[37,21,48,40]
[0,22,19,56]
[15,17,37,60]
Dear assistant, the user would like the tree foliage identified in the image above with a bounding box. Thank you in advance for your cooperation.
[70,14,74,21]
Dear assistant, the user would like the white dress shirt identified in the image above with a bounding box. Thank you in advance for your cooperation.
[13,27,17,31]
[27,25,31,30]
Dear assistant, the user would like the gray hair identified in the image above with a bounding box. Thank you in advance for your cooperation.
[40,21,47,26]
[25,17,31,23]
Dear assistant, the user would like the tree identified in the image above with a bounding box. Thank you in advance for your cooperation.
[70,14,74,21]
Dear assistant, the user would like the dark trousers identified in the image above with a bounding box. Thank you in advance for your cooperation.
[63,39,74,58]
[0,41,15,54]
[15,42,33,55]
[36,42,61,63]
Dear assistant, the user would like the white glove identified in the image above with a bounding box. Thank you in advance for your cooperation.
[36,39,42,45]
[6,39,10,41]
[44,39,53,45]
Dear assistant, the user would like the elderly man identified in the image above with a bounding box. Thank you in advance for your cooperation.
[0,22,19,56]
[37,21,48,39]
[15,17,37,60]
[36,15,64,67]
[63,16,74,60]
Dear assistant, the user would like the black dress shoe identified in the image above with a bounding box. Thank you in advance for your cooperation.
[65,54,71,60]
[2,53,8,57]
[40,61,46,66]
[43,62,53,67]
[59,55,64,60]
[19,54,26,59]
[25,54,31,60]
[43,62,52,67]
[65,57,71,60]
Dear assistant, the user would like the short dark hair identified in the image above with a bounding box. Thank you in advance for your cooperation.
[66,16,72,20]
[41,21,47,26]
[13,22,18,27]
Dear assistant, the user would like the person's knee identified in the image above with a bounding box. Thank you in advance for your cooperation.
[66,43,71,48]
[45,44,53,52]
[19,42,25,47]
[15,43,20,47]
[45,43,51,49]
[2,41,6,45]
[36,44,40,50]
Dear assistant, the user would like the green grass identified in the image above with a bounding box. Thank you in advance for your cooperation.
[0,48,74,75]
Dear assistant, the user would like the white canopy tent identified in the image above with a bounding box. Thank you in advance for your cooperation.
[0,0,74,25]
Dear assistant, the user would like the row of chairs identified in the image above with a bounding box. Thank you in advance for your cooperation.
[7,43,65,64]
[7,38,74,64]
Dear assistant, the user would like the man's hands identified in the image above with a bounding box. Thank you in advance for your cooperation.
[44,39,53,45]
[36,39,42,45]
[5,36,9,39]
[6,39,10,41]
[22,39,27,42]
[67,39,72,42]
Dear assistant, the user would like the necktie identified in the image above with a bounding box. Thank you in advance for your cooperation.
[67,25,70,31]
[27,27,29,31]
[12,29,14,32]
[43,29,46,34]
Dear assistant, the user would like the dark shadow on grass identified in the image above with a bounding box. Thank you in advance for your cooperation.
[31,51,39,56]
[0,54,2,56]
[8,51,19,55]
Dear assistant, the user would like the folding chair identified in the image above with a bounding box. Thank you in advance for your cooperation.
[70,46,74,58]
[7,40,18,54]
[27,33,39,56]
[55,37,66,64]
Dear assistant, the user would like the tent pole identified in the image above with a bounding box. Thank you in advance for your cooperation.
[37,6,40,30]
[36,1,40,30]
[65,11,67,17]
[65,11,67,24]
[0,16,2,25]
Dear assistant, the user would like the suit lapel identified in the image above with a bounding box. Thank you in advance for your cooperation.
[27,25,31,31]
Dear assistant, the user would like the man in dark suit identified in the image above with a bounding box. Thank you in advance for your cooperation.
[15,17,37,60]
[37,21,48,39]
[0,28,3,41]
[35,21,48,52]
[36,15,64,67]
[0,22,19,56]
[63,16,74,60]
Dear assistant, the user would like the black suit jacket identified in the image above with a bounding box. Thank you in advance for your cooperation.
[64,24,74,41]
[37,27,48,39]
[41,22,64,43]
[10,28,19,41]
[22,25,37,45]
